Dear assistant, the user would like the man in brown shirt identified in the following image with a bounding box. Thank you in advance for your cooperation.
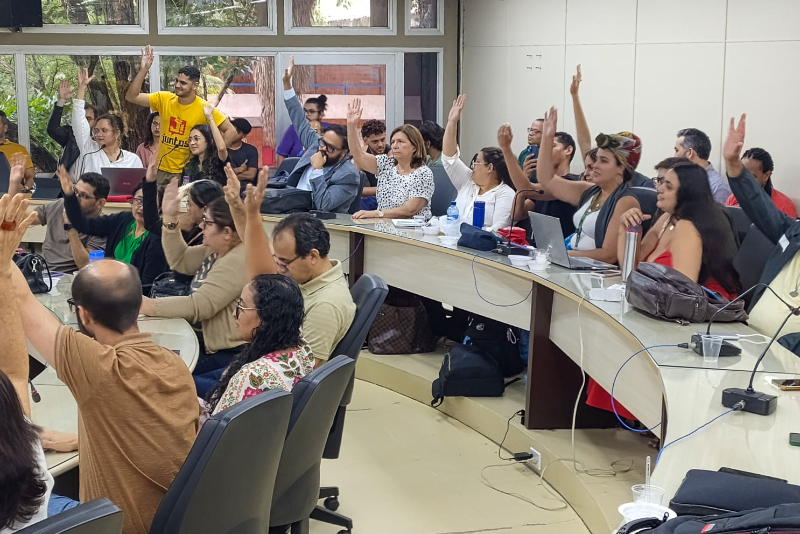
[3,213,200,534]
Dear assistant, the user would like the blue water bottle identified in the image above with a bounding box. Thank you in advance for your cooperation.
[472,201,486,228]
[446,201,459,222]
[89,250,105,262]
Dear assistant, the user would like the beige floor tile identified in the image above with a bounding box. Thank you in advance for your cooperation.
[312,380,589,534]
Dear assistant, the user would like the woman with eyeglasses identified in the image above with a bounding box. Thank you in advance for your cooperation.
[182,103,229,186]
[139,179,247,397]
[72,68,142,176]
[203,274,313,416]
[440,95,515,231]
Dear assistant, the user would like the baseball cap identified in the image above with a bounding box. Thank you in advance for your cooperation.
[231,118,252,135]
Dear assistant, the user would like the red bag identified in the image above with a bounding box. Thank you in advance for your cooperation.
[497,226,529,246]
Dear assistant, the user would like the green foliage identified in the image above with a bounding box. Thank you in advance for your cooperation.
[164,0,266,28]
[41,0,140,25]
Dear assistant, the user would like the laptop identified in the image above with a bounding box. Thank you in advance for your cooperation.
[528,212,616,271]
[31,177,62,200]
[101,167,146,197]
[0,153,10,194]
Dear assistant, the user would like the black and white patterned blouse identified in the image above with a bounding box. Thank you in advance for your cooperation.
[375,154,435,219]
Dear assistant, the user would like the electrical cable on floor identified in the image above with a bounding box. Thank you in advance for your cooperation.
[497,409,525,461]
[480,464,568,512]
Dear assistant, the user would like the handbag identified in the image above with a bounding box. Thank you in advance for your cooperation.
[259,187,312,214]
[618,503,800,534]
[149,271,192,298]
[457,223,500,252]
[14,253,52,294]
[625,262,748,324]
[367,291,436,355]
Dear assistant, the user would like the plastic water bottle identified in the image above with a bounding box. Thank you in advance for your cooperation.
[89,250,105,262]
[621,225,641,282]
[446,201,459,222]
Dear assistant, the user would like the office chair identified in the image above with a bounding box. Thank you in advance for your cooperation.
[277,157,300,176]
[312,274,389,533]
[347,172,367,215]
[430,165,457,217]
[734,223,775,310]
[149,389,293,534]
[270,355,356,534]
[630,186,658,234]
[20,499,122,534]
[726,206,753,243]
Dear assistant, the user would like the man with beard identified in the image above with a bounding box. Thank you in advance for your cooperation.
[1,200,199,534]
[281,56,361,213]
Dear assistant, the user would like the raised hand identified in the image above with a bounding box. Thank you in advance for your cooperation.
[78,67,94,88]
[140,45,155,71]
[203,102,215,121]
[161,178,181,218]
[497,124,513,150]
[57,79,75,103]
[569,64,582,97]
[0,193,37,269]
[243,174,267,216]
[447,94,467,124]
[223,163,242,205]
[723,114,746,165]
[56,165,73,195]
[283,55,295,89]
[523,153,538,176]
[8,154,27,189]
[346,98,363,127]
[543,106,558,138]
[619,207,650,229]
[145,161,158,183]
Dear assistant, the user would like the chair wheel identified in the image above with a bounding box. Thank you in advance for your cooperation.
[324,496,340,511]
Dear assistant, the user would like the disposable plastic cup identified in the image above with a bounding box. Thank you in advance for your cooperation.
[618,502,675,528]
[702,335,723,365]
[631,484,665,505]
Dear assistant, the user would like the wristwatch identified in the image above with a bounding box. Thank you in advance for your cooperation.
[63,223,73,232]
[163,221,179,230]
[377,210,385,218]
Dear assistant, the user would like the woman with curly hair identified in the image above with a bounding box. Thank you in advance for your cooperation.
[205,274,313,415]
[182,103,229,186]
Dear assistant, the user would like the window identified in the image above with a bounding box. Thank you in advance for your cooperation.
[286,0,394,34]
[403,52,439,126]
[37,0,146,32]
[25,54,147,172]
[160,55,276,166]
[406,0,441,33]
[159,0,275,33]
[0,56,17,142]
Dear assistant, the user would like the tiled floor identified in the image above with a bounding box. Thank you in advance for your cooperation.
[312,380,590,534]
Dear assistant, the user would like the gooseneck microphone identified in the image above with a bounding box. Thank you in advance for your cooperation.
[705,282,799,336]
[78,143,106,177]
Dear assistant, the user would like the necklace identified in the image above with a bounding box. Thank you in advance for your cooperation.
[790,273,800,298]
[657,215,676,241]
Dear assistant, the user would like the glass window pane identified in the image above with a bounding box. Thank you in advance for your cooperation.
[409,0,437,29]
[0,56,17,142]
[291,0,389,28]
[163,0,270,28]
[42,0,140,25]
[404,52,437,126]
[25,55,148,172]
[161,55,276,166]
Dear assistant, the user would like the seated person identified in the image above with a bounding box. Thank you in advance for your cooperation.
[61,168,167,291]
[226,118,259,189]
[0,110,35,190]
[49,79,103,181]
[531,107,641,265]
[72,69,142,176]
[724,115,800,352]
[442,95,514,231]
[419,120,444,168]
[204,274,314,415]
[6,215,199,534]
[140,180,247,396]
[348,103,434,220]
[358,119,390,210]
[725,147,796,218]
[135,112,160,169]
[675,127,731,204]
[281,58,360,213]
[226,176,356,364]
[8,158,108,273]
[276,94,331,167]
[183,106,229,185]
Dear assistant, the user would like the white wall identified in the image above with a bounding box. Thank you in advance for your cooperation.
[461,0,800,208]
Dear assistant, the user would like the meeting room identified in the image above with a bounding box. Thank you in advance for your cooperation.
[1,1,800,533]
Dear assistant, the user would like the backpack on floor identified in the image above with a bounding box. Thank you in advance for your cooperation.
[464,315,525,377]
[618,503,800,534]
[431,344,520,407]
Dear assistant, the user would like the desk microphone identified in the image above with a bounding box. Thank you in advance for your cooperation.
[78,144,106,177]
[29,380,40,403]
[496,188,544,256]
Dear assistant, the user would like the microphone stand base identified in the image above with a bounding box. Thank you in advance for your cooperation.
[495,243,530,256]
[722,387,777,415]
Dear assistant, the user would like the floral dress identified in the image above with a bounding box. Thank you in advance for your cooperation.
[212,343,314,414]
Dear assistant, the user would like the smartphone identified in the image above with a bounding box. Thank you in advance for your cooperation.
[772,378,800,391]
[701,286,724,302]
[695,332,739,340]
[791,433,800,447]
[528,145,539,159]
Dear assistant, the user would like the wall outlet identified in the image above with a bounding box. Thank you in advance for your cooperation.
[528,447,542,471]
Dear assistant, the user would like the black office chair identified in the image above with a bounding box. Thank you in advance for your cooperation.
[277,157,300,176]
[312,274,388,533]
[430,165,457,217]
[270,355,356,534]
[347,172,367,215]
[726,206,753,243]
[734,223,775,310]
[20,499,122,534]
[149,389,293,534]
[630,186,658,234]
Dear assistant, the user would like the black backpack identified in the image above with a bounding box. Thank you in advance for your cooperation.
[431,345,519,407]
[619,503,800,534]
[259,187,312,214]
[464,315,525,377]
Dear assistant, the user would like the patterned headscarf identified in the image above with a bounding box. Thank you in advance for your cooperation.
[595,131,642,171]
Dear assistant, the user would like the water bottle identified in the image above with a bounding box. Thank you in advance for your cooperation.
[89,250,105,262]
[446,201,459,222]
[472,200,485,228]
[621,225,641,282]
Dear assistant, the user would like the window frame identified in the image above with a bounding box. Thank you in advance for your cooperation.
[157,0,278,36]
[5,1,149,34]
[283,0,397,36]
[405,0,443,36]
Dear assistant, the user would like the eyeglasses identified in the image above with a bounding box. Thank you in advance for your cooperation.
[653,177,665,186]
[304,107,320,115]
[527,128,541,135]
[67,298,77,313]
[188,136,204,143]
[201,216,217,227]
[73,187,96,201]
[92,128,113,135]
[469,154,489,170]
[131,197,144,207]
[318,138,342,152]
[234,298,257,319]
[272,253,300,269]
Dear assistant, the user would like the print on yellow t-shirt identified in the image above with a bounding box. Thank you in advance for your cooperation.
[148,91,226,174]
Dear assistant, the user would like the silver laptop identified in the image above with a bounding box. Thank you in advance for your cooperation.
[528,212,616,271]
[101,168,146,197]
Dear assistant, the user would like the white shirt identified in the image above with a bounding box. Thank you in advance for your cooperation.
[441,147,515,232]
[297,165,325,191]
[0,441,53,533]
[569,200,600,251]
[72,99,143,176]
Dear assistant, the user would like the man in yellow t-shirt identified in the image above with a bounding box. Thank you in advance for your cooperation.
[125,45,235,185]
[0,110,35,189]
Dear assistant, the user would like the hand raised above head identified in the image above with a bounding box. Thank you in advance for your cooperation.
[243,174,267,216]
[497,124,513,149]
[161,178,181,218]
[347,98,364,126]
[569,64,582,97]
[223,163,242,205]
[447,94,467,123]
[0,193,37,271]
[723,113,747,165]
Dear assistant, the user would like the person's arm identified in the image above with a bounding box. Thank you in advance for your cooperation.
[242,179,278,279]
[281,56,322,159]
[159,179,209,274]
[125,45,154,107]
[303,301,347,365]
[616,208,661,265]
[362,186,377,197]
[72,70,96,155]
[443,94,464,158]
[570,195,639,264]
[223,163,248,238]
[487,186,515,232]
[276,154,285,167]
[497,124,542,193]
[203,103,228,162]
[668,219,703,283]
[58,166,112,238]
[569,65,592,162]
[538,107,591,207]
[66,227,91,269]
[345,98,378,176]
[142,164,162,236]
[234,150,258,181]
[311,166,360,213]
[47,80,74,148]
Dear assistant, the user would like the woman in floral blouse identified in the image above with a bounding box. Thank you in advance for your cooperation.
[206,274,314,415]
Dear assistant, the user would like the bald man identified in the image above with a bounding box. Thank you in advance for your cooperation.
[2,222,200,534]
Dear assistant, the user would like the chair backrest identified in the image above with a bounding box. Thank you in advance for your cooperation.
[20,499,122,534]
[430,165,457,217]
[734,223,774,309]
[331,274,389,362]
[278,157,300,176]
[347,172,367,215]
[149,389,293,534]
[269,356,355,528]
[726,206,753,243]
[630,186,658,234]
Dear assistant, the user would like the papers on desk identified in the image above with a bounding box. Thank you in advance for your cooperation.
[392,219,425,228]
